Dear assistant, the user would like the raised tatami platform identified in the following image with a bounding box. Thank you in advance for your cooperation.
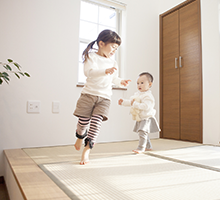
[4,139,206,200]
[4,149,70,200]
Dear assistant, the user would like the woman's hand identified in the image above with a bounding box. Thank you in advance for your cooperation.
[131,99,135,106]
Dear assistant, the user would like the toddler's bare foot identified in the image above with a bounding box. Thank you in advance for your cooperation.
[132,149,144,154]
[80,160,90,165]
[74,138,83,151]
[145,148,152,151]
[80,144,90,165]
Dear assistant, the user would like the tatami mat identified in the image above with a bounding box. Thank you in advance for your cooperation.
[23,139,212,200]
[149,145,220,172]
[40,154,220,200]
[23,139,201,165]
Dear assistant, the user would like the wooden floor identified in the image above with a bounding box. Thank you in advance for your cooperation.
[4,149,71,200]
[4,139,201,200]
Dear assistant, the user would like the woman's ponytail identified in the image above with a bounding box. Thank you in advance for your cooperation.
[82,40,96,62]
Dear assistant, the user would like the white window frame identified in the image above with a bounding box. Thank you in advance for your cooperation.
[78,0,124,85]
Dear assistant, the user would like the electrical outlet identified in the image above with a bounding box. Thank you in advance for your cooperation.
[52,101,60,113]
[27,101,41,113]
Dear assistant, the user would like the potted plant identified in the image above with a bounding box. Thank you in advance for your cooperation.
[0,59,30,85]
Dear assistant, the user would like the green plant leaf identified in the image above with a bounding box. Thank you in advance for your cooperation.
[14,62,21,70]
[6,65,12,71]
[15,73,20,79]
[3,76,10,84]
[8,59,13,63]
[3,75,10,81]
[2,72,9,76]
[24,72,30,77]
[3,65,8,70]
[0,59,30,85]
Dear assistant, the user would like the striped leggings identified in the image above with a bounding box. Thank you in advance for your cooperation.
[76,115,103,149]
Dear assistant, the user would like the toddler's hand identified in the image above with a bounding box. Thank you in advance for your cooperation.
[105,67,117,75]
[121,79,131,86]
[118,99,123,105]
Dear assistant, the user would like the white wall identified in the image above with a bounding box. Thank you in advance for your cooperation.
[118,0,159,139]
[200,0,220,144]
[158,0,186,13]
[0,0,82,176]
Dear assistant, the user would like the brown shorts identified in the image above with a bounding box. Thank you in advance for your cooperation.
[73,93,111,121]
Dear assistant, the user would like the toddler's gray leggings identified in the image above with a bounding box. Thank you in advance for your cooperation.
[137,130,152,151]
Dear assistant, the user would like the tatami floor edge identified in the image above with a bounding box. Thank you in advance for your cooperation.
[4,149,70,200]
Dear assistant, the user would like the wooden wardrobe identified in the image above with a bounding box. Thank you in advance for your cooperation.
[160,0,202,143]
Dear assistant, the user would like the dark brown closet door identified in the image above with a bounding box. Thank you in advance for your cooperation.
[162,10,180,139]
[179,1,202,142]
[160,0,202,143]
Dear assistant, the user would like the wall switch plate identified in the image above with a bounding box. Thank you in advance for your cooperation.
[27,101,41,113]
[52,101,60,113]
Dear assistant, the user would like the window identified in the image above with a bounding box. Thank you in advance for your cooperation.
[78,0,123,84]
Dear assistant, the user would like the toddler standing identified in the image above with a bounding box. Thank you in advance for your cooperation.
[118,72,160,153]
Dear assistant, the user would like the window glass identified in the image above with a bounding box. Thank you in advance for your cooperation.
[78,0,119,83]
[99,6,116,27]
[80,1,98,23]
[80,21,98,41]
[79,42,87,62]
[78,62,85,83]
[98,25,116,34]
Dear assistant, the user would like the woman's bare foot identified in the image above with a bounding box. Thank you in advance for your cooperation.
[74,138,83,151]
[132,149,144,154]
[80,144,91,165]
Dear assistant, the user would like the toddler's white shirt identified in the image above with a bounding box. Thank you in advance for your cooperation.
[121,90,156,120]
[82,52,122,100]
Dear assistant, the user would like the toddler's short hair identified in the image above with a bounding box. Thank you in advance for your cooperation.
[139,72,153,83]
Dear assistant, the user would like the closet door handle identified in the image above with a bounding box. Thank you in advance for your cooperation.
[179,56,182,68]
[175,58,178,69]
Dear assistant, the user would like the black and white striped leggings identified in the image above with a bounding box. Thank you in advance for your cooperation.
[76,115,103,149]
